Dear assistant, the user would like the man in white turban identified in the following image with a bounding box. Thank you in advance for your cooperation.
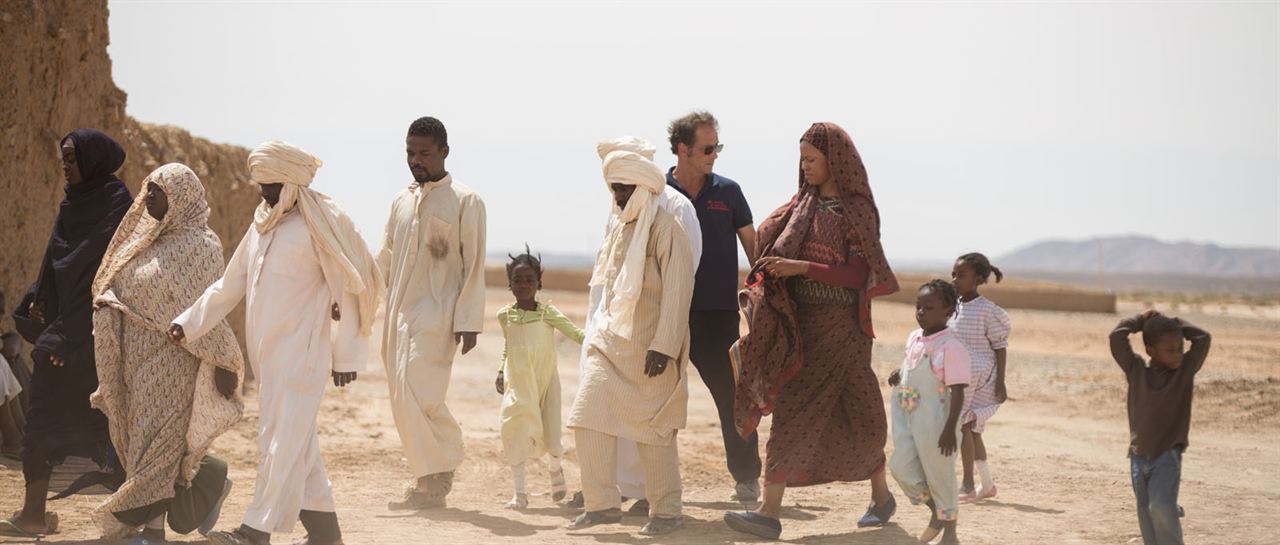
[169,141,381,545]
[380,117,487,510]
[565,136,694,536]
[569,137,700,514]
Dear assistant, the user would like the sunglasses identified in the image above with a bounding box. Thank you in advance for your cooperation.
[700,143,724,156]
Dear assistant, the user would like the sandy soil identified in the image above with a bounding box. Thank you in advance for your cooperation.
[3,289,1277,544]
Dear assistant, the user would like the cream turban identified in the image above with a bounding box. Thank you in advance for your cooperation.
[589,136,666,340]
[247,141,384,335]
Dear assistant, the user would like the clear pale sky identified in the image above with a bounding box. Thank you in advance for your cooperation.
[107,1,1279,264]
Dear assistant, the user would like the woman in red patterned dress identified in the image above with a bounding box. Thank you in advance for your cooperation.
[725,122,900,539]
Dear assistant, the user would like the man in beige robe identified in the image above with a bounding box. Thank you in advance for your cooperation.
[380,117,487,509]
[566,137,694,536]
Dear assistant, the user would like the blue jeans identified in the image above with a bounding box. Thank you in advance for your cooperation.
[1130,449,1183,545]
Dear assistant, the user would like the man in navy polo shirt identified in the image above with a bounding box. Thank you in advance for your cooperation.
[666,111,761,502]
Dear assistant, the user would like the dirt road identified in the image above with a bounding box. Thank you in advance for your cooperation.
[3,289,1276,544]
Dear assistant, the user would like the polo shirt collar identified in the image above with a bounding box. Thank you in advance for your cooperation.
[666,167,716,200]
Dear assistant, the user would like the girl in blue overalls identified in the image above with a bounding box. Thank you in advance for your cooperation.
[888,280,971,545]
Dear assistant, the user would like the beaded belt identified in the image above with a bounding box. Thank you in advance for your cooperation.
[788,277,859,306]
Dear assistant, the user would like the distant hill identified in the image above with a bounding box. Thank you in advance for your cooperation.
[998,236,1280,278]
[487,250,597,269]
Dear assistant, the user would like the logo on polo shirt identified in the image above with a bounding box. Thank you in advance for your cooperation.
[707,200,731,212]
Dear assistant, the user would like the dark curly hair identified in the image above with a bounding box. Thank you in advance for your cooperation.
[667,111,718,155]
[506,243,543,287]
[919,279,959,309]
[956,252,1004,283]
[1142,314,1182,347]
[407,116,448,148]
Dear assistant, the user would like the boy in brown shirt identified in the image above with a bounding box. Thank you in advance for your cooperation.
[1109,309,1211,545]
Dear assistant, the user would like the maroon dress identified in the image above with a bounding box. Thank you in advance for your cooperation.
[764,197,885,487]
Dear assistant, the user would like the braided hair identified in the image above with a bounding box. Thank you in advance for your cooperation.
[920,279,958,312]
[506,243,543,288]
[957,252,1004,283]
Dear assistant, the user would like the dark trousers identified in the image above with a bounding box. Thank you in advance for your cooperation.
[1130,449,1184,545]
[689,310,761,484]
[115,455,228,534]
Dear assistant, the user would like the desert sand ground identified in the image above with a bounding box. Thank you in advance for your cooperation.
[2,287,1277,545]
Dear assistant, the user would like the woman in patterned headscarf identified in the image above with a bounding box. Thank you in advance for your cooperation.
[725,122,900,539]
[89,163,244,544]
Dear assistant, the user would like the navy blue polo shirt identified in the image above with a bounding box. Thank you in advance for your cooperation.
[667,168,753,312]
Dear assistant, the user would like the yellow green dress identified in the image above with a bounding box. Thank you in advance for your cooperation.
[498,302,584,466]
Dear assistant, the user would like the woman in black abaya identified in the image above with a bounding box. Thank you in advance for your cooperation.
[1,129,133,537]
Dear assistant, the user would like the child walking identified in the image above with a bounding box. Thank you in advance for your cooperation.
[495,247,584,509]
[949,253,1012,501]
[1110,309,1210,545]
[889,280,970,545]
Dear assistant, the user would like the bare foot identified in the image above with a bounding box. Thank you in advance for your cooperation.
[0,515,48,536]
[938,520,960,544]
[919,500,943,542]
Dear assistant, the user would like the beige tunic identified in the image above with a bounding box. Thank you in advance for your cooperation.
[378,175,487,477]
[568,210,693,446]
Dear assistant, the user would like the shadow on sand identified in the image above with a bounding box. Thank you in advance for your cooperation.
[974,499,1065,515]
[379,507,560,537]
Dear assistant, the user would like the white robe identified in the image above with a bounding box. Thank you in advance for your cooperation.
[579,185,699,497]
[174,212,366,534]
[568,210,693,443]
[0,354,21,403]
[377,175,487,477]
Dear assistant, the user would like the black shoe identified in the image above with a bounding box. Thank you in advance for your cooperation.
[566,509,623,530]
[724,511,782,540]
[626,499,650,516]
[566,491,585,509]
[856,494,897,527]
[207,527,270,545]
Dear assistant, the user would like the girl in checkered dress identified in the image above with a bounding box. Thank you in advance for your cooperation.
[949,253,1012,501]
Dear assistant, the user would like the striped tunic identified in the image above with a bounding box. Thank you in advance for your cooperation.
[948,295,1011,433]
[568,210,694,446]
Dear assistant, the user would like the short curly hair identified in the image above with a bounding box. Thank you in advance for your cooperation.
[667,111,718,154]
[1142,314,1182,347]
[407,116,448,148]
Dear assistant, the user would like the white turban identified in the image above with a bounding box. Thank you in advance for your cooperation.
[589,136,666,340]
[248,141,384,335]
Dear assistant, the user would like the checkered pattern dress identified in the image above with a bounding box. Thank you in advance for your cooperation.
[948,295,1011,433]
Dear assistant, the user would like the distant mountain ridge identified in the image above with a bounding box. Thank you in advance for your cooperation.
[998,236,1280,278]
